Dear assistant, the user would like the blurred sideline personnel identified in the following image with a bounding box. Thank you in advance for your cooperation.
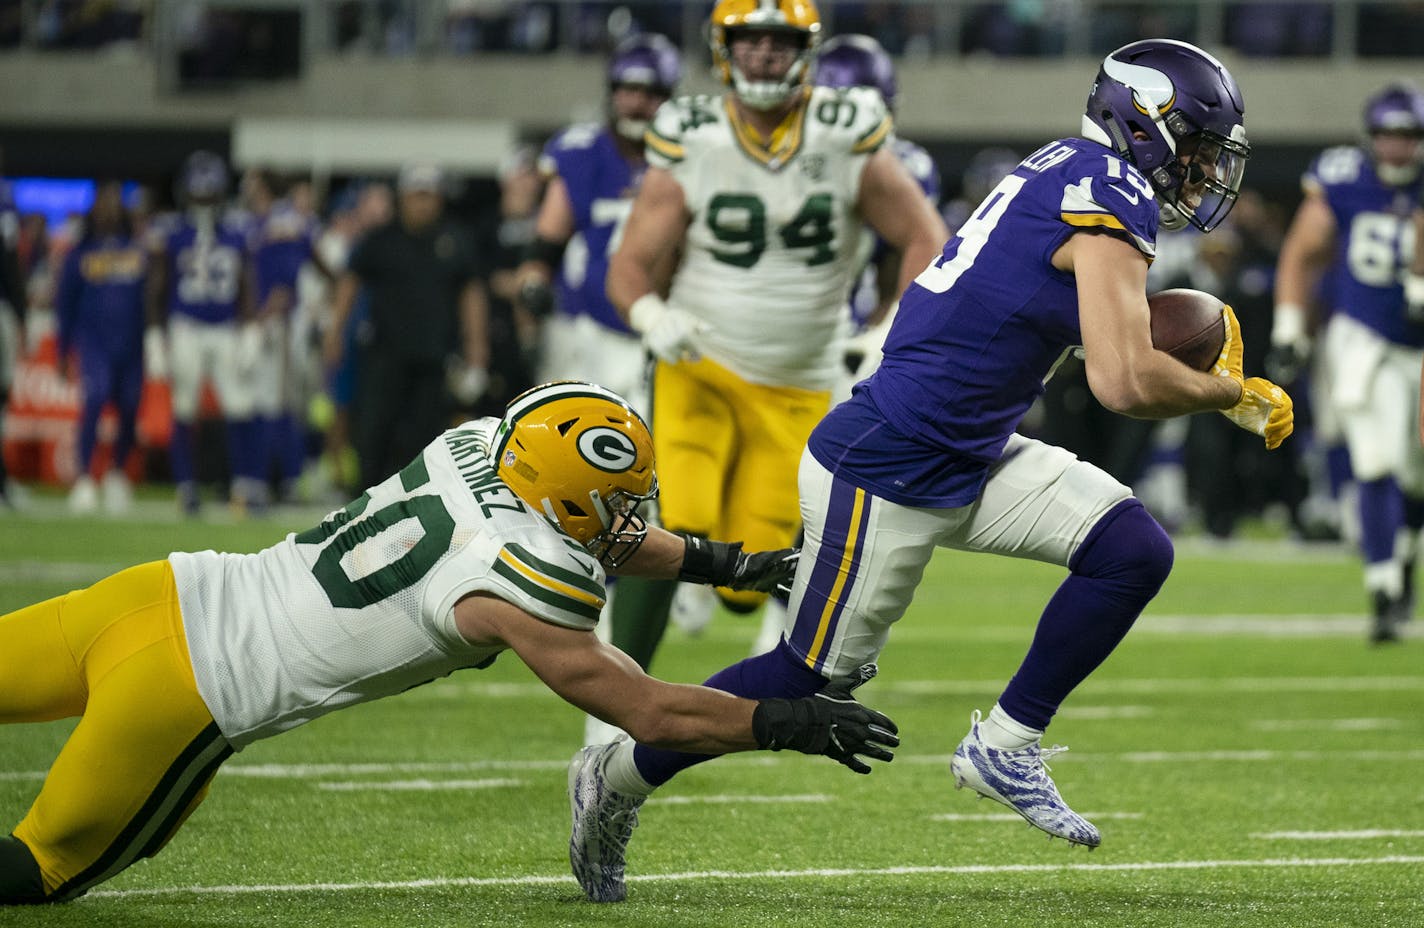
[1271,83,1424,643]
[604,0,947,675]
[241,169,332,507]
[55,181,147,514]
[570,40,1294,903]
[0,380,896,905]
[324,164,490,493]
[813,32,942,383]
[517,33,682,412]
[145,150,261,516]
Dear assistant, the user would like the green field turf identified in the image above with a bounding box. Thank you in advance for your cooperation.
[0,501,1421,927]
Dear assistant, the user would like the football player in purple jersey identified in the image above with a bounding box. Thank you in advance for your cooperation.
[814,33,941,340]
[145,150,259,516]
[1273,83,1424,643]
[515,32,682,410]
[55,181,148,514]
[568,39,1293,902]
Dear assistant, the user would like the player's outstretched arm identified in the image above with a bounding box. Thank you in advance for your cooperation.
[857,146,949,300]
[458,593,897,767]
[612,526,799,596]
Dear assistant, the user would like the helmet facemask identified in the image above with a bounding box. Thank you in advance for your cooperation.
[581,479,659,568]
[721,26,814,110]
[1152,119,1251,233]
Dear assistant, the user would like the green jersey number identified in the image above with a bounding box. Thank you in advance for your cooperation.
[706,192,837,269]
[297,455,456,609]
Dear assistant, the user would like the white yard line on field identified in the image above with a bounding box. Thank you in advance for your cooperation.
[315,778,523,791]
[1252,830,1424,840]
[1249,718,1405,731]
[929,812,1144,822]
[85,855,1424,900]
[886,675,1424,696]
[649,794,830,805]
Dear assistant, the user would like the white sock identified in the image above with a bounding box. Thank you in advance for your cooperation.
[601,738,655,797]
[978,703,1043,751]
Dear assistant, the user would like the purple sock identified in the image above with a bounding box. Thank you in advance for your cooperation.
[1357,477,1403,565]
[632,639,826,787]
[1326,445,1353,498]
[226,418,263,483]
[998,499,1173,731]
[170,421,196,484]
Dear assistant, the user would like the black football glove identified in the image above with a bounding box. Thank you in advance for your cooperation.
[752,686,899,774]
[676,533,800,597]
[1264,339,1310,385]
[518,278,555,318]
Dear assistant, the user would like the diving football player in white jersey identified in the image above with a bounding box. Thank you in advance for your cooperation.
[0,381,897,904]
[570,39,1293,903]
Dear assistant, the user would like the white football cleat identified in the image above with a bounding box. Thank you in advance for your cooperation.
[950,710,1100,848]
[568,740,644,902]
[68,476,99,515]
[102,471,133,515]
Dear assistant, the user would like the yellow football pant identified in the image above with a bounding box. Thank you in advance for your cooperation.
[0,561,229,900]
[651,357,831,609]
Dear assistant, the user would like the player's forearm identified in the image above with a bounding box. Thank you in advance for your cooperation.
[611,525,685,579]
[1086,350,1242,419]
[606,251,658,322]
[618,683,759,753]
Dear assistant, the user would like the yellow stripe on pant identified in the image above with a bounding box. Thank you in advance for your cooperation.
[0,560,231,900]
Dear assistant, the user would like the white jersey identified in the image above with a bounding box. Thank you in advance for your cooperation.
[645,85,892,391]
[172,419,608,749]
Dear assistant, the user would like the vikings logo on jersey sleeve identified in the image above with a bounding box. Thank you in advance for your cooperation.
[1054,145,1159,260]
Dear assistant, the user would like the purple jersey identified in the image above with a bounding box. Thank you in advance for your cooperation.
[251,202,318,307]
[539,124,642,334]
[55,234,148,360]
[811,137,1159,507]
[1306,145,1424,347]
[153,214,248,324]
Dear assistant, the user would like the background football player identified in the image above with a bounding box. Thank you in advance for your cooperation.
[145,150,260,516]
[516,32,682,412]
[1271,82,1424,643]
[603,0,947,676]
[812,31,942,388]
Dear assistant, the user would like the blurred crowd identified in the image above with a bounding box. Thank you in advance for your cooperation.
[6,1,1424,60]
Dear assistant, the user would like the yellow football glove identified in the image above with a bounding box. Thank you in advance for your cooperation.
[1222,377,1294,450]
[1209,305,1294,449]
[1209,304,1245,382]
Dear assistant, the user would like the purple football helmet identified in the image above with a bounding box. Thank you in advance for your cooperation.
[607,33,682,95]
[1363,83,1424,185]
[1082,39,1250,233]
[178,150,230,205]
[815,34,897,109]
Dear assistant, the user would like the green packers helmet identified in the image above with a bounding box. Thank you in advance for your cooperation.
[492,381,658,567]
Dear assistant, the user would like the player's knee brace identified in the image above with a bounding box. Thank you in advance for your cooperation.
[0,835,47,904]
[1071,500,1174,603]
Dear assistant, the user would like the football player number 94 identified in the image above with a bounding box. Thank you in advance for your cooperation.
[706,192,836,269]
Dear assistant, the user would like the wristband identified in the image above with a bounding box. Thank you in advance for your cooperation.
[1406,273,1424,306]
[628,293,668,335]
[675,531,742,586]
[1271,302,1307,346]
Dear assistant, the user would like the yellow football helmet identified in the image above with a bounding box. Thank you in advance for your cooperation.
[492,381,658,566]
[710,0,822,110]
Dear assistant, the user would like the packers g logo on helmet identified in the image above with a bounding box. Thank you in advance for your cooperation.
[710,0,821,111]
[492,381,657,567]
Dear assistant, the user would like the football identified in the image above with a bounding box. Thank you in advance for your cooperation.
[1148,288,1226,372]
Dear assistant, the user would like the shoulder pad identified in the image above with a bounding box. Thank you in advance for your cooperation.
[1307,145,1367,190]
[806,85,893,155]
